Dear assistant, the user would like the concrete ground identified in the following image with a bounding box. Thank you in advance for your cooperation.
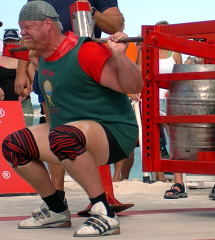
[1,180,215,240]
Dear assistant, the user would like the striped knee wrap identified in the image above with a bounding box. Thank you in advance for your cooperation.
[2,128,40,168]
[49,125,86,161]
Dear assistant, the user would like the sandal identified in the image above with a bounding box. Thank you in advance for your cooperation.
[209,185,215,199]
[164,183,188,199]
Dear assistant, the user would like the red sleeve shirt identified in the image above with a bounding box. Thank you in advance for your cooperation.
[78,41,112,83]
[44,32,112,84]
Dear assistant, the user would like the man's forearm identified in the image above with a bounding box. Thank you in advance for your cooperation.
[15,59,32,96]
[16,59,30,75]
[94,7,124,34]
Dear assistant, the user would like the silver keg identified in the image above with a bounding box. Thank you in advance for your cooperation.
[166,64,215,160]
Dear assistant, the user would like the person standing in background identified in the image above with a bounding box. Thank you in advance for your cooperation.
[15,0,125,215]
[154,21,187,199]
[0,29,33,126]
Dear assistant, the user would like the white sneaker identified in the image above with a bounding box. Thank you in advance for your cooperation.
[32,199,68,216]
[73,202,120,237]
[18,208,71,229]
[32,202,48,216]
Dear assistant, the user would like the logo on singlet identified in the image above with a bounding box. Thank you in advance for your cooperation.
[44,80,54,107]
[2,171,11,179]
[0,108,5,118]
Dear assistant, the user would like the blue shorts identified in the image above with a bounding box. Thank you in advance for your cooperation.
[33,71,44,103]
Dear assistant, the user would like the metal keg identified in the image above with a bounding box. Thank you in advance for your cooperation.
[166,64,215,160]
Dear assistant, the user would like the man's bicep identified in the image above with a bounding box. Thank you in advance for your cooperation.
[103,6,122,14]
[100,57,123,93]
[103,7,124,31]
[93,0,118,12]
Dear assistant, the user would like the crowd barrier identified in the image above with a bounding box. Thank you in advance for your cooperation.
[0,101,36,195]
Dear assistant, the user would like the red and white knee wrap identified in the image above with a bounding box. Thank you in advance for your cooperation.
[2,128,40,168]
[49,125,86,161]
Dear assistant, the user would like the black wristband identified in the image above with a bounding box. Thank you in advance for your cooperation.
[91,6,96,16]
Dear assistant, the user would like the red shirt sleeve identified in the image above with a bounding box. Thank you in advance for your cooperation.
[78,41,112,83]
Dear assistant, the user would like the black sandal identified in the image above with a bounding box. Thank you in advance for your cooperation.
[164,183,188,199]
[209,185,215,199]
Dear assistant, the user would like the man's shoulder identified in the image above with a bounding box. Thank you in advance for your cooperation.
[89,0,118,12]
[27,0,76,8]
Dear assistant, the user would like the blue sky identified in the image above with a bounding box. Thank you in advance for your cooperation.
[0,0,215,39]
[118,0,215,36]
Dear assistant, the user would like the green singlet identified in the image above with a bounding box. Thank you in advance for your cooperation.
[38,37,138,157]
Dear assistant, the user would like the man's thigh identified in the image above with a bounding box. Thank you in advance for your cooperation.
[29,121,110,165]
[66,120,109,165]
[28,123,60,164]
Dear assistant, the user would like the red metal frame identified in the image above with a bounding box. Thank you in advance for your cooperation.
[142,20,215,175]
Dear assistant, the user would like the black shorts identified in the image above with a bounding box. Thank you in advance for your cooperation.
[101,124,127,164]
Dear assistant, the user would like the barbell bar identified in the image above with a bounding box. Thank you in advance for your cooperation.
[9,36,144,53]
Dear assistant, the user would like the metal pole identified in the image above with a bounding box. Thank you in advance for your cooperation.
[9,37,144,53]
[93,36,144,43]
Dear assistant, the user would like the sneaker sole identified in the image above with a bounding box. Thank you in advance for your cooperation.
[73,227,120,237]
[18,221,71,229]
